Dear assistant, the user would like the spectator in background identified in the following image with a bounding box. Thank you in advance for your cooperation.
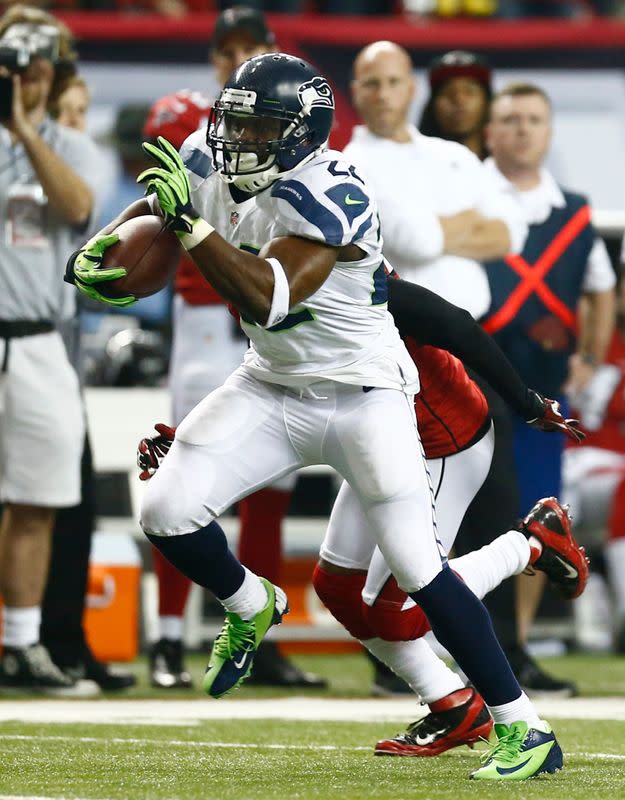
[416,51,564,696]
[40,74,137,692]
[481,83,615,688]
[0,5,98,696]
[562,272,625,652]
[48,74,89,131]
[344,40,526,693]
[144,5,326,691]
[419,50,493,160]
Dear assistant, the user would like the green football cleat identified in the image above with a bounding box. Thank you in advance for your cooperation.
[203,578,289,698]
[470,720,563,781]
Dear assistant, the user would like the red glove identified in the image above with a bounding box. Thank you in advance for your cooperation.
[137,423,176,481]
[527,396,585,443]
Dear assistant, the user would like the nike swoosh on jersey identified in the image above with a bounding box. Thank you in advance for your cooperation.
[345,194,365,205]
[554,555,578,580]
[495,757,533,775]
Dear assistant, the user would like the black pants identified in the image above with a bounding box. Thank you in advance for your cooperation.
[40,435,95,662]
[454,380,520,651]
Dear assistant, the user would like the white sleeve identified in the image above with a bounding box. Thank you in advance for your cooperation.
[474,162,528,254]
[582,238,617,293]
[621,232,625,266]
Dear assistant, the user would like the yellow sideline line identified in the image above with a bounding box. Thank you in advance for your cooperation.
[2,733,625,761]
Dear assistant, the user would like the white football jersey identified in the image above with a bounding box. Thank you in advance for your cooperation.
[180,132,418,393]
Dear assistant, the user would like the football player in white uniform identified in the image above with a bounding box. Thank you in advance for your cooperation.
[66,54,562,780]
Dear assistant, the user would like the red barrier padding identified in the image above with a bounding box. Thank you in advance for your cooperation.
[57,13,625,49]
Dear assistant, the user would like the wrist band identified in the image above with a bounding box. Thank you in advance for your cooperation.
[262,257,290,329]
[179,217,215,251]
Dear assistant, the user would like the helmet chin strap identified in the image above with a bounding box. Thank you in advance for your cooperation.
[227,142,327,193]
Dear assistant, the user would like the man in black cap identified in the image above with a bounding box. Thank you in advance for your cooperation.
[212,6,276,88]
[419,50,493,160]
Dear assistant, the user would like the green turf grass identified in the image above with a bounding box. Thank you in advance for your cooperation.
[1,718,624,800]
[105,651,625,699]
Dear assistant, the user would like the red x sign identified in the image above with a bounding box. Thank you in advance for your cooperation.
[483,204,591,336]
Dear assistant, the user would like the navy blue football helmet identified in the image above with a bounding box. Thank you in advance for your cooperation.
[207,53,334,192]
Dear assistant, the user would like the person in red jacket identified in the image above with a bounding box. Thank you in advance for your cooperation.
[142,7,325,690]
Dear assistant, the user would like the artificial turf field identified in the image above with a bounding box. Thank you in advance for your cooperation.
[2,652,625,800]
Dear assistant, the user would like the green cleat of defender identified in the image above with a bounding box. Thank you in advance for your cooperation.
[470,720,563,781]
[203,578,289,699]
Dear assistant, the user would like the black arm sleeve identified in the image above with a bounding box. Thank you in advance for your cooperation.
[387,276,545,421]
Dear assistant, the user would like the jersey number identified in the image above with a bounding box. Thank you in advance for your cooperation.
[327,161,365,184]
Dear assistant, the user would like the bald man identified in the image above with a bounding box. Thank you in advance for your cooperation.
[344,41,527,320]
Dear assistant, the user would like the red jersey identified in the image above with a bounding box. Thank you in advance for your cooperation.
[144,90,223,307]
[580,332,625,455]
[405,338,489,460]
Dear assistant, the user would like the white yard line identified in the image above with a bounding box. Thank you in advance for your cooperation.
[2,733,625,764]
[1,696,625,725]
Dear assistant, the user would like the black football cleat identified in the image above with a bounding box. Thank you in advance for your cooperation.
[375,687,493,756]
[150,638,193,689]
[0,644,100,697]
[245,641,327,688]
[506,644,577,698]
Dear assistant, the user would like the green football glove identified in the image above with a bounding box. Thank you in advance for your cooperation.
[64,233,137,308]
[137,136,198,235]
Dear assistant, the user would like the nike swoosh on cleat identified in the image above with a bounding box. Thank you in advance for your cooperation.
[553,555,578,580]
[345,194,365,205]
[414,728,447,746]
[233,653,251,670]
[495,757,533,775]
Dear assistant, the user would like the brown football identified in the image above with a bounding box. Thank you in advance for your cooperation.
[98,215,182,299]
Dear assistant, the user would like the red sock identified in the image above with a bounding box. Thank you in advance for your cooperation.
[238,487,292,585]
[312,564,373,641]
[363,576,432,641]
[152,546,193,618]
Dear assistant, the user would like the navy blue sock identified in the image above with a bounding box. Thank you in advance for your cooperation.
[147,521,245,600]
[411,566,521,707]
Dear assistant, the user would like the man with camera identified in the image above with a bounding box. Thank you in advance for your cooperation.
[0,6,102,695]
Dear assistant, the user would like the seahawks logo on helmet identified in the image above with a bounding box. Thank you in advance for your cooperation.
[297,77,334,112]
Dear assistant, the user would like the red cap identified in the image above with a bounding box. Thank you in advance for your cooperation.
[143,90,212,150]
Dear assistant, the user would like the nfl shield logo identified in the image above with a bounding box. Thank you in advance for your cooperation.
[230,211,240,227]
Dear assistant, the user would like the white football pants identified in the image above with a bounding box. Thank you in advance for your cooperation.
[319,422,495,603]
[169,297,296,493]
[141,365,446,593]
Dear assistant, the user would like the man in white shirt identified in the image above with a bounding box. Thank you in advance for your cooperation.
[343,40,529,694]
[344,40,527,320]
[481,82,616,687]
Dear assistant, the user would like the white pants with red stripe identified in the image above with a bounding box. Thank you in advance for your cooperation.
[319,422,494,604]
[141,366,447,593]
